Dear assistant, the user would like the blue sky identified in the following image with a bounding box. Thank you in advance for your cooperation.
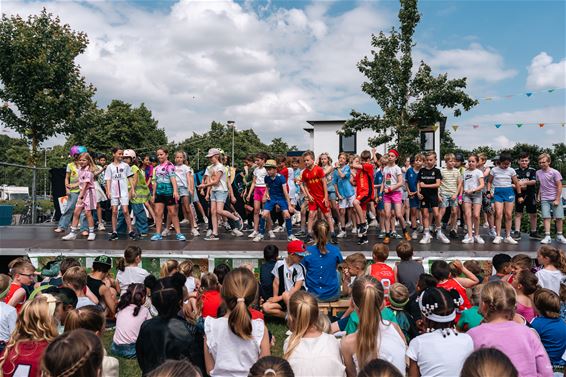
[2,0,565,150]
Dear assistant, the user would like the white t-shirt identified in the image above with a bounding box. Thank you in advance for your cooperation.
[76,296,97,309]
[353,321,407,374]
[204,316,265,377]
[254,167,267,187]
[104,162,133,198]
[283,333,346,377]
[174,164,192,188]
[535,269,565,295]
[185,276,197,293]
[0,302,17,342]
[407,330,474,377]
[116,266,150,296]
[383,165,403,192]
[209,163,228,192]
[463,169,483,193]
[490,166,516,188]
[271,260,305,292]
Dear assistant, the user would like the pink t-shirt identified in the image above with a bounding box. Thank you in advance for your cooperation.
[113,304,152,345]
[516,302,536,323]
[468,321,553,377]
[536,168,562,201]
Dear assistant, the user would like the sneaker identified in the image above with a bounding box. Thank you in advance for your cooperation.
[556,235,566,244]
[492,236,503,244]
[109,232,119,241]
[504,236,518,245]
[511,230,521,240]
[54,227,65,233]
[437,231,450,244]
[191,228,200,237]
[489,228,497,238]
[403,231,412,241]
[179,219,190,225]
[231,229,244,237]
[248,230,259,238]
[273,225,284,233]
[176,233,186,241]
[295,230,306,237]
[336,230,346,238]
[475,235,485,244]
[331,234,338,244]
[203,216,209,224]
[540,235,552,244]
[351,228,358,235]
[359,223,368,236]
[357,236,369,245]
[483,222,490,229]
[529,231,542,240]
[416,225,424,233]
[97,223,106,231]
[224,223,232,231]
[368,219,378,228]
[345,221,353,229]
[235,219,244,231]
[411,230,419,240]
[383,235,391,245]
[377,231,386,239]
[206,229,212,238]
[391,232,402,239]
[204,234,219,241]
[161,229,170,237]
[462,235,474,244]
[449,229,458,239]
[253,234,264,242]
[62,232,77,241]
[150,233,163,241]
[287,234,298,241]
[87,232,96,241]
[268,230,276,239]
[129,231,140,240]
[419,233,432,244]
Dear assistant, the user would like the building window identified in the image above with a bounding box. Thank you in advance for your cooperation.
[421,131,435,151]
[339,133,356,154]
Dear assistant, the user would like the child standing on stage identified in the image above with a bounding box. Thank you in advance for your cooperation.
[462,154,485,244]
[151,147,185,241]
[374,155,387,238]
[333,152,356,239]
[319,153,338,221]
[105,147,137,241]
[405,155,423,240]
[247,153,269,239]
[536,153,565,244]
[62,152,97,241]
[477,153,495,236]
[418,151,449,244]
[253,160,296,242]
[382,149,411,244]
[351,150,375,245]
[439,153,462,240]
[513,152,538,240]
[174,151,199,237]
[123,149,150,237]
[300,151,337,244]
[54,146,84,233]
[487,153,521,244]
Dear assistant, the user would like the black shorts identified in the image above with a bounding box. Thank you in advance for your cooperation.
[155,194,176,206]
[420,195,439,210]
[515,194,536,214]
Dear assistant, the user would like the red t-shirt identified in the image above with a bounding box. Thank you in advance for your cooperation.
[201,290,222,318]
[278,167,289,191]
[1,340,49,377]
[302,166,325,200]
[3,283,25,313]
[355,163,375,198]
[437,278,471,322]
[250,308,264,320]
[369,263,395,304]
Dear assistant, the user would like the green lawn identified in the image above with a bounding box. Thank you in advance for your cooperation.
[102,320,288,377]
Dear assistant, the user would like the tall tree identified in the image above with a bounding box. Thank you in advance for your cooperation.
[341,0,477,157]
[0,9,95,165]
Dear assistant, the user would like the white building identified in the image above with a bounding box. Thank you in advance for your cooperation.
[304,120,442,160]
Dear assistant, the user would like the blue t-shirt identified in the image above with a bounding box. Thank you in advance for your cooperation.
[374,170,384,197]
[530,316,566,365]
[332,166,355,198]
[265,174,286,200]
[405,167,419,193]
[302,244,344,300]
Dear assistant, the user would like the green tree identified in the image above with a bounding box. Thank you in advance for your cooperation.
[0,9,95,165]
[471,146,497,159]
[268,137,298,156]
[68,100,167,155]
[341,0,477,157]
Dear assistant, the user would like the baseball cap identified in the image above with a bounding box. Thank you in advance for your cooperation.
[206,148,221,158]
[265,159,277,168]
[287,240,308,257]
[93,255,112,268]
[123,149,136,159]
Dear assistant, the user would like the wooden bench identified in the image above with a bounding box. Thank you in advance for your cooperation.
[318,299,351,316]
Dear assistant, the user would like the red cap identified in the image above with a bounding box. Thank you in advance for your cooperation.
[388,149,399,158]
[287,240,308,257]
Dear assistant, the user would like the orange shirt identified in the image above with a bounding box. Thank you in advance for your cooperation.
[369,263,395,304]
[201,290,222,318]
[3,283,25,313]
[437,278,471,323]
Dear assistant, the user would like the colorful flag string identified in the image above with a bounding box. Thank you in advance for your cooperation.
[449,122,565,131]
[475,87,564,102]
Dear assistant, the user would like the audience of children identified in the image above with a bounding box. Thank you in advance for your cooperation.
[512,269,538,323]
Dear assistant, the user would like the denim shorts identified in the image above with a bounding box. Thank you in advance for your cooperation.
[264,198,289,212]
[541,200,564,219]
[178,186,189,197]
[328,190,337,201]
[440,194,459,208]
[463,192,482,205]
[494,187,515,203]
[409,196,420,209]
[210,190,228,202]
[111,342,136,359]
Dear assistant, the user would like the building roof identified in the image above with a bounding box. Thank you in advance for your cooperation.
[306,120,347,126]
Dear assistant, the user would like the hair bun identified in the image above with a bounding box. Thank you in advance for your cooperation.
[170,272,187,288]
[144,275,157,290]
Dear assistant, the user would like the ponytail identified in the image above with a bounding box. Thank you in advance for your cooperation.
[538,246,566,274]
[116,257,126,272]
[64,306,105,333]
[352,276,384,368]
[221,268,257,340]
[116,283,146,316]
[313,220,329,254]
[284,291,319,359]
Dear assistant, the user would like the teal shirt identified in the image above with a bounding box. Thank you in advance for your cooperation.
[345,308,398,334]
[457,306,483,331]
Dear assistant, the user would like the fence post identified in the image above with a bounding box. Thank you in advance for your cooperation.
[31,166,37,224]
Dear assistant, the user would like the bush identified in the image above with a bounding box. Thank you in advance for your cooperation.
[0,199,54,215]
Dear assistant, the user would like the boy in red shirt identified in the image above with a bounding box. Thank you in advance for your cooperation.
[369,243,395,305]
[301,150,337,244]
[351,150,375,245]
[4,260,35,313]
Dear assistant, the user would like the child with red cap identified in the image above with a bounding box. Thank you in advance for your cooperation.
[381,149,411,244]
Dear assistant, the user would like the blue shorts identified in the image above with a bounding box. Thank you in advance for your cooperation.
[328,190,337,201]
[210,190,228,202]
[264,197,289,212]
[377,196,384,211]
[493,187,515,203]
[541,200,564,219]
[409,196,420,209]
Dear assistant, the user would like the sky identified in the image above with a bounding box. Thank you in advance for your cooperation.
[1,0,565,151]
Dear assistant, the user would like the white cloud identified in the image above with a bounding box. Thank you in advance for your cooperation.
[493,135,514,149]
[526,52,566,90]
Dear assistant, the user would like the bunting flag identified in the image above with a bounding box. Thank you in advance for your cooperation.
[448,122,564,130]
[472,125,480,129]
[475,87,564,101]
[452,125,459,132]
[526,92,533,97]
[495,124,502,128]
[517,124,523,128]
[539,123,544,128]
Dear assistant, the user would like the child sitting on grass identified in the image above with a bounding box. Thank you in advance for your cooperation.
[382,283,418,342]
[393,241,424,296]
[369,243,396,304]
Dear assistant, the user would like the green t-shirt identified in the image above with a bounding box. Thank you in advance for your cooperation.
[344,308,398,334]
[130,165,150,204]
[457,306,483,331]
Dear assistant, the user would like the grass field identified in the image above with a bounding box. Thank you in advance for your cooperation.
[102,320,288,377]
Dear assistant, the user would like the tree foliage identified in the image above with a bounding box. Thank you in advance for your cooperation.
[341,0,477,157]
[0,9,95,164]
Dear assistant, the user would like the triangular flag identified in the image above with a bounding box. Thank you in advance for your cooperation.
[495,124,502,128]
[539,123,544,128]
[431,125,439,132]
[472,125,480,129]
[516,124,523,128]
[452,125,459,132]
[526,92,533,97]
[548,89,555,93]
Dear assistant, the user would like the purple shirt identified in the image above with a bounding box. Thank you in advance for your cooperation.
[468,321,553,377]
[536,168,562,201]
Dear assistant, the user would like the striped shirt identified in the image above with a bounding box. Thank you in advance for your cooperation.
[440,167,460,196]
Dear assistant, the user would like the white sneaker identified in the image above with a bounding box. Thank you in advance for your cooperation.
[231,229,244,237]
[492,236,503,244]
[411,230,419,240]
[437,231,450,244]
[462,235,474,244]
[556,235,566,244]
[203,216,209,224]
[369,219,378,228]
[351,228,358,235]
[419,233,432,244]
[97,222,106,231]
[489,228,497,238]
[253,234,264,242]
[540,235,552,244]
[180,219,190,225]
[191,228,200,237]
[62,232,77,241]
[248,230,259,238]
[205,229,212,238]
[504,236,518,244]
[287,234,298,241]
[345,221,353,229]
[161,229,170,237]
[475,236,485,244]
[87,232,96,241]
[483,222,490,229]
[268,230,276,239]
[336,230,347,238]
[273,225,284,233]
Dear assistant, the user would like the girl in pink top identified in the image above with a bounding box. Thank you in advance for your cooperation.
[468,281,552,377]
[512,270,538,323]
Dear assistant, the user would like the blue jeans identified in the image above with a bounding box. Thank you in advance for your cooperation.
[58,192,88,230]
[131,203,148,234]
[111,342,136,359]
